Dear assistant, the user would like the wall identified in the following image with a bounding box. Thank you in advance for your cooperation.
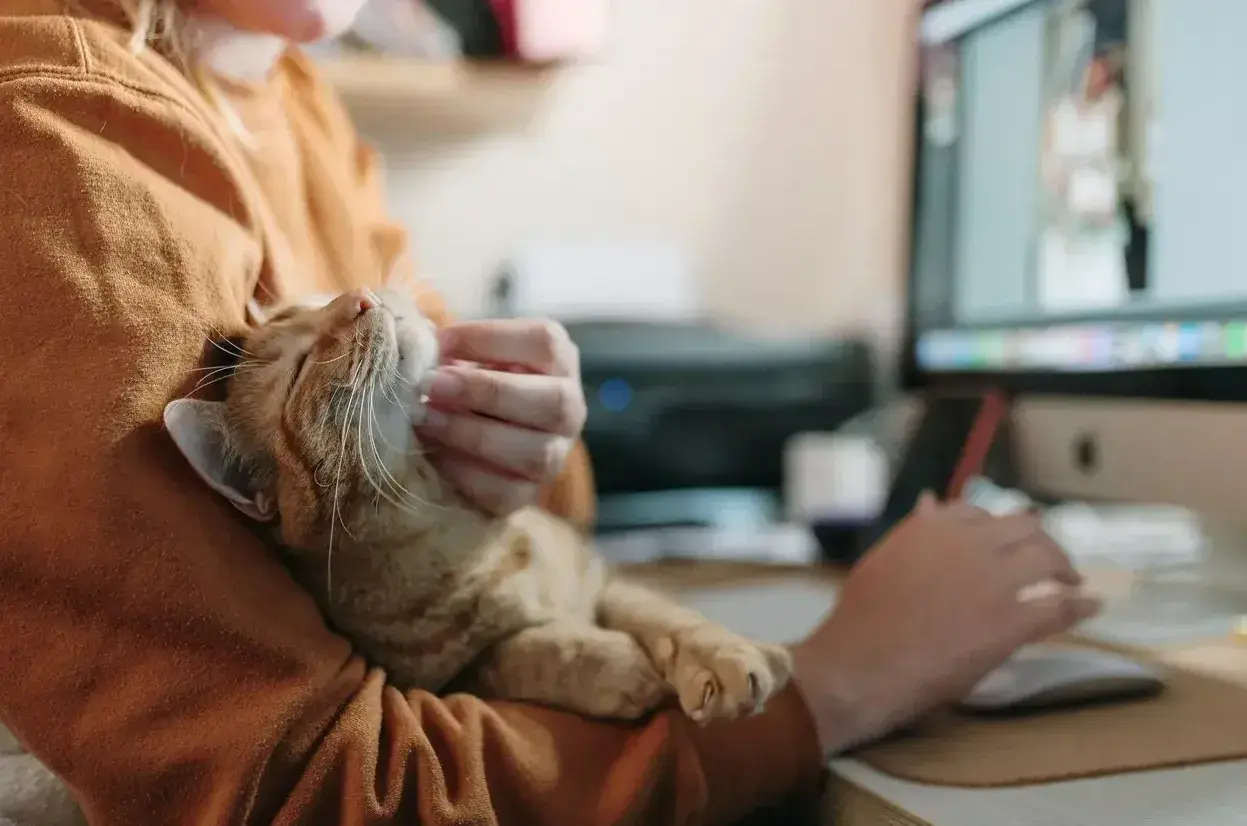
[354,0,918,342]
[346,2,1247,532]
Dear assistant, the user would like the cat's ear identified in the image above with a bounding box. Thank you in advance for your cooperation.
[163,398,276,522]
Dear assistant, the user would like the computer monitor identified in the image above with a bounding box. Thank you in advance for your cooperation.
[861,0,1247,541]
[905,0,1247,402]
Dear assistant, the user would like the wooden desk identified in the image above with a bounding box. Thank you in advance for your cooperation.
[622,561,1247,826]
[1152,640,1247,683]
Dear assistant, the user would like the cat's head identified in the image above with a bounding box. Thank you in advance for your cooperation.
[163,287,441,550]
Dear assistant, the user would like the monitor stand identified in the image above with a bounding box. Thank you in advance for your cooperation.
[850,387,1020,561]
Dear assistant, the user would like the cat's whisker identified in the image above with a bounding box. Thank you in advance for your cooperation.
[344,353,374,529]
[364,385,426,503]
[376,361,434,455]
[356,367,423,513]
[311,350,352,367]
[327,356,369,598]
[358,383,405,509]
[185,364,232,386]
[380,372,401,407]
[182,364,265,399]
[327,371,371,595]
[370,371,423,458]
[349,366,434,512]
[183,359,259,375]
[187,364,254,397]
[352,369,378,506]
[183,361,262,403]
[360,378,451,516]
[206,331,254,359]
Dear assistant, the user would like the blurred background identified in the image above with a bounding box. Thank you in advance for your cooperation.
[304,1,1247,631]
[308,0,913,334]
[303,0,918,566]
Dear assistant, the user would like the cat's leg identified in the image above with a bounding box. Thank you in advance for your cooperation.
[594,579,793,723]
[471,620,669,720]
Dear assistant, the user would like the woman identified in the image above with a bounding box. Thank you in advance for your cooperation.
[0,1,1098,823]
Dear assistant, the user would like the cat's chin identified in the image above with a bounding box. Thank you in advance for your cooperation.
[363,309,437,477]
[396,330,439,391]
[370,392,420,470]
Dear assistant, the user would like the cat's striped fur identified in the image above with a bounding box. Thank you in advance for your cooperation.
[187,287,792,721]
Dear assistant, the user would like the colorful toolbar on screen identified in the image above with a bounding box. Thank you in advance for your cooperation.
[916,320,1247,372]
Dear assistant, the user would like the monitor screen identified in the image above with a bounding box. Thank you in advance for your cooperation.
[911,0,1247,376]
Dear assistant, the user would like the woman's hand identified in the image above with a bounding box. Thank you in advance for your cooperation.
[790,493,1101,755]
[416,318,586,516]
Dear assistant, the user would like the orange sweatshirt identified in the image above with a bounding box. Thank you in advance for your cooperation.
[0,2,823,824]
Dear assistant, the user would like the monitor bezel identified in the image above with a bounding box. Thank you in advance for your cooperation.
[901,0,1247,402]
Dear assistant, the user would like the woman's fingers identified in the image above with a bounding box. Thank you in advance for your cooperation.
[421,410,574,485]
[1020,589,1104,642]
[922,501,1078,590]
[423,366,586,438]
[967,510,1081,588]
[1017,537,1083,587]
[977,510,1047,545]
[437,319,579,378]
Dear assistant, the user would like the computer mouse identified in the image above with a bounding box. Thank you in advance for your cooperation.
[958,644,1166,715]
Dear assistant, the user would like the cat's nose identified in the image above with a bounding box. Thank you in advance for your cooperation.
[324,289,378,327]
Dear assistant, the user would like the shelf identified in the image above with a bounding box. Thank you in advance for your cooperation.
[319,53,554,130]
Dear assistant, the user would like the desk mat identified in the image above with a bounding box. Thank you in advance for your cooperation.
[830,774,929,826]
[848,640,1247,788]
[830,758,1247,826]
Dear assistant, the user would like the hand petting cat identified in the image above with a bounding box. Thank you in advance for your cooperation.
[417,318,587,516]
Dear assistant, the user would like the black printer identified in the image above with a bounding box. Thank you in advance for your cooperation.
[564,321,874,534]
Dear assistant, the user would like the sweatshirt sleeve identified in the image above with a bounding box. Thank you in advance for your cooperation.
[0,72,821,826]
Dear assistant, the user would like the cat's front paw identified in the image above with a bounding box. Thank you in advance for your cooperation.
[584,640,669,720]
[654,628,792,723]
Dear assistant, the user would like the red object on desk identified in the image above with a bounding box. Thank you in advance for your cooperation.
[947,389,1010,500]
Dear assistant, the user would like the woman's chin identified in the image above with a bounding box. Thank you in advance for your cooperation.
[204,0,368,44]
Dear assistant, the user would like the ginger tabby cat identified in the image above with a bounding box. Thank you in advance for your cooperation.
[163,287,793,722]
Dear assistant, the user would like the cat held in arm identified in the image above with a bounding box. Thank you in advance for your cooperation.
[164,288,792,721]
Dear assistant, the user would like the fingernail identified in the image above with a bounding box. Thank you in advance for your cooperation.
[423,408,449,429]
[427,369,463,401]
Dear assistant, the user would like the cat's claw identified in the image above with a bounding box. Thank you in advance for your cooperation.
[658,628,793,722]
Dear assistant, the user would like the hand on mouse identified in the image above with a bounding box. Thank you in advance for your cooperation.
[790,492,1102,755]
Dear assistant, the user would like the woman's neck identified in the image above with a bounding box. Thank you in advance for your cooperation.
[186,14,288,82]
